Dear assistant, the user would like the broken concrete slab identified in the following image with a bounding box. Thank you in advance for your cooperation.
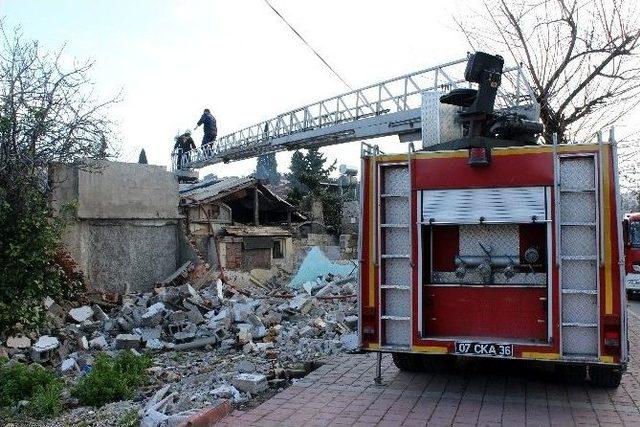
[115,334,142,350]
[69,305,94,323]
[141,302,165,327]
[89,335,108,350]
[232,373,268,394]
[30,336,60,363]
[61,358,77,372]
[235,359,256,373]
[210,384,241,402]
[6,336,31,349]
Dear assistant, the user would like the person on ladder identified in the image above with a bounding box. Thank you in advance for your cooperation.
[195,108,217,146]
[173,130,196,169]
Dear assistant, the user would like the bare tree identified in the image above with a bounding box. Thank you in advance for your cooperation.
[457,0,640,143]
[0,20,119,190]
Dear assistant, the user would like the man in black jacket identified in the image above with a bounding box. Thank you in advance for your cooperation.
[195,108,217,146]
[174,130,196,169]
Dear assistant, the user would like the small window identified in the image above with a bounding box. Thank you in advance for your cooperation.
[630,222,640,249]
[272,239,284,259]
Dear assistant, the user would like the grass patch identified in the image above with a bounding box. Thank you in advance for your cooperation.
[72,351,152,407]
[118,409,139,427]
[0,357,64,418]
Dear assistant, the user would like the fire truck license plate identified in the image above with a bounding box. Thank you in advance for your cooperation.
[455,342,513,357]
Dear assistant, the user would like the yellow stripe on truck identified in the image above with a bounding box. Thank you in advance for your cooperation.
[411,346,449,354]
[521,352,561,360]
[602,145,613,314]
[368,158,375,308]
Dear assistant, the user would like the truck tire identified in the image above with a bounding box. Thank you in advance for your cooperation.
[421,355,454,373]
[589,365,622,388]
[391,353,423,371]
[559,364,586,384]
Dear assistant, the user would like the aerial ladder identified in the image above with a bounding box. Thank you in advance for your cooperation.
[172,55,539,172]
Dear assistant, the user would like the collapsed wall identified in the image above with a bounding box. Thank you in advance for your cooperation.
[50,160,182,294]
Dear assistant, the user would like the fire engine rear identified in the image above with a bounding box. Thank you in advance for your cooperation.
[358,52,627,387]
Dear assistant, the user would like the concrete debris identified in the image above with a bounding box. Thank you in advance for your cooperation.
[69,306,94,323]
[210,384,242,402]
[32,335,60,351]
[6,336,31,349]
[232,373,268,394]
[3,247,359,424]
[61,358,77,372]
[89,335,108,350]
[115,334,142,350]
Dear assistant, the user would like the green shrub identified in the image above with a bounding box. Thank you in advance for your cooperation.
[0,186,82,332]
[0,358,63,418]
[72,351,152,407]
[29,381,64,418]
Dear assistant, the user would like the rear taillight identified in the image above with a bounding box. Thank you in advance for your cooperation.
[604,331,620,347]
[603,315,621,356]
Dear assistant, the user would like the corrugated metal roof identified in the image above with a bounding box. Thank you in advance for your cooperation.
[224,225,291,237]
[180,176,257,202]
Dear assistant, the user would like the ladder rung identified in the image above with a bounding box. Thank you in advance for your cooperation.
[562,322,597,328]
[561,222,596,226]
[381,254,410,259]
[381,316,410,321]
[560,255,597,261]
[381,285,410,290]
[562,289,597,295]
[559,188,595,193]
[381,223,408,228]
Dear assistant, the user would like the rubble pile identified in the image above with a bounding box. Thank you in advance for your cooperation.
[1,254,359,424]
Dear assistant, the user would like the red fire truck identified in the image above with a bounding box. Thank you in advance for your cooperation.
[624,213,640,298]
[358,52,627,387]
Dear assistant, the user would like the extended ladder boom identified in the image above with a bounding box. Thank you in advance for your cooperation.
[173,56,536,170]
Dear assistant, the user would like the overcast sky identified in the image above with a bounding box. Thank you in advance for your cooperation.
[2,0,638,180]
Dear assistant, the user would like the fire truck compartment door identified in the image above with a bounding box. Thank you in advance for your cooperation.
[422,187,547,224]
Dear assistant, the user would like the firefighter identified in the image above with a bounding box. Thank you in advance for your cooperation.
[174,130,196,169]
[195,108,217,146]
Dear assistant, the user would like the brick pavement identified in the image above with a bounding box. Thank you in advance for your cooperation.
[218,312,640,426]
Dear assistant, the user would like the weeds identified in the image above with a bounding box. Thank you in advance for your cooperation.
[118,409,139,427]
[0,357,63,418]
[72,351,152,407]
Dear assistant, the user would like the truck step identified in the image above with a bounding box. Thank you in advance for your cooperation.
[381,315,410,321]
[560,255,597,261]
[561,289,597,295]
[380,284,411,290]
[559,188,595,193]
[380,193,409,198]
[562,322,598,328]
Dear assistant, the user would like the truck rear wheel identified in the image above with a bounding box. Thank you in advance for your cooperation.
[392,353,453,372]
[589,365,622,388]
[392,353,423,371]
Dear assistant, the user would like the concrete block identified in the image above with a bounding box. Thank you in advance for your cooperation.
[61,358,77,372]
[141,302,165,327]
[89,335,108,350]
[6,336,31,349]
[145,338,164,350]
[31,336,60,362]
[115,334,142,350]
[69,306,94,323]
[232,373,268,394]
[235,359,256,373]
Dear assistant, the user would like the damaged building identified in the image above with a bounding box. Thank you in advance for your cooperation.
[179,176,305,271]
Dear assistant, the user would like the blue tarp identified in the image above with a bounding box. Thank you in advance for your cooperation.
[289,247,356,289]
